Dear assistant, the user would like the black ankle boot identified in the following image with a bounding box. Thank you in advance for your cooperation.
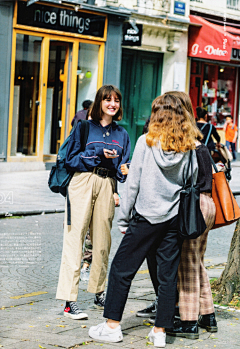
[166,320,199,339]
[198,313,218,332]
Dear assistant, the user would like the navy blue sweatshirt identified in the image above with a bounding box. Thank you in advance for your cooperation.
[65,120,131,183]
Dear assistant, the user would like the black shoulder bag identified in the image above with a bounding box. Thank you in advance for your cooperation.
[178,150,207,240]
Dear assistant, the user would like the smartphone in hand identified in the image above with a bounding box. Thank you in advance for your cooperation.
[104,149,119,158]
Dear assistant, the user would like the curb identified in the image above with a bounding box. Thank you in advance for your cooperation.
[0,191,239,218]
[214,304,240,313]
[0,208,65,218]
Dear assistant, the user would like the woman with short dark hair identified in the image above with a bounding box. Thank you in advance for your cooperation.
[56,85,131,319]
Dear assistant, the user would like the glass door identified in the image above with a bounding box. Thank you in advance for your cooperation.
[43,41,70,156]
[11,34,43,156]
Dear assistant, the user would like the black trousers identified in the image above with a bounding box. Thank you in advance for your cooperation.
[146,242,180,303]
[103,211,182,328]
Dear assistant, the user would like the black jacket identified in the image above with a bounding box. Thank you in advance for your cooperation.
[197,122,220,151]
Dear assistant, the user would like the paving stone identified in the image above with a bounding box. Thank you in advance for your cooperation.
[3,341,58,349]
[0,337,23,348]
[0,329,84,348]
[0,168,240,348]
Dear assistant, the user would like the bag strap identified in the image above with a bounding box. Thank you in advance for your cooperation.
[66,187,71,226]
[190,150,194,187]
[213,148,230,173]
[200,123,207,131]
[66,120,89,226]
[210,154,219,173]
[183,150,193,188]
[71,119,90,150]
[80,119,90,151]
[204,124,212,146]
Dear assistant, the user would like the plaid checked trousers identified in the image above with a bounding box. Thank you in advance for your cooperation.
[178,193,216,321]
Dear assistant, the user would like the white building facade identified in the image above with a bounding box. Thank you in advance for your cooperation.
[99,0,190,149]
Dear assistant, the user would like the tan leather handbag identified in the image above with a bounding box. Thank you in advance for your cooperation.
[211,161,240,229]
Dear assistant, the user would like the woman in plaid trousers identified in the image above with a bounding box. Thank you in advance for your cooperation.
[169,92,218,339]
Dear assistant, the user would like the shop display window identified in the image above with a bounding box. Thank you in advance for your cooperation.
[190,61,237,126]
[11,34,42,156]
[203,64,236,125]
[75,43,99,114]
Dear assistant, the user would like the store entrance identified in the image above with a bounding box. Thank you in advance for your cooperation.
[120,49,163,155]
[11,36,71,158]
[43,41,70,156]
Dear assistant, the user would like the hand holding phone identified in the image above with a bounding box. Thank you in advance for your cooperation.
[103,149,119,159]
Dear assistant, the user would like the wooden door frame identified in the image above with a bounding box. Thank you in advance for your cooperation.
[7,30,105,162]
[7,0,106,162]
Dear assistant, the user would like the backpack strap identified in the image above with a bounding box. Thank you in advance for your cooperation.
[66,187,71,226]
[80,119,90,151]
[204,124,212,146]
[66,119,90,226]
[200,123,207,131]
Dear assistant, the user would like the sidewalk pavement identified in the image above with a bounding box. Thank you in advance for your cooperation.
[1,211,240,349]
[0,160,240,217]
[0,162,240,348]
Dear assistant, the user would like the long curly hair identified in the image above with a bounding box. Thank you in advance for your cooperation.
[168,91,203,141]
[146,92,202,152]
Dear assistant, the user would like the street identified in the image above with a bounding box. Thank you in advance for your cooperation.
[0,165,240,348]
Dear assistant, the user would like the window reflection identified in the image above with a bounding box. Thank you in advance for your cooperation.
[75,43,99,114]
[11,34,42,156]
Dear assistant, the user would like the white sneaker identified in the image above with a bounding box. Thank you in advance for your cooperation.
[80,267,90,281]
[148,327,166,348]
[89,321,123,343]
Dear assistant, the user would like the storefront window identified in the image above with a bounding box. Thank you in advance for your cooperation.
[44,41,69,155]
[75,43,99,114]
[190,61,237,126]
[11,34,42,156]
[202,64,236,125]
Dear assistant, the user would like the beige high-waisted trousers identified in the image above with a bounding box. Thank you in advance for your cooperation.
[56,172,115,301]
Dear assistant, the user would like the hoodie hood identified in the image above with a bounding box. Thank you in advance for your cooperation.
[151,142,188,170]
[117,134,199,228]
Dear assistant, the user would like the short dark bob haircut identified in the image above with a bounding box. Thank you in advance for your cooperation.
[91,85,123,122]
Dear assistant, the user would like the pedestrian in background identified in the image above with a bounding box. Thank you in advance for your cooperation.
[71,99,93,126]
[89,92,199,348]
[223,115,238,161]
[56,85,131,320]
[196,107,221,153]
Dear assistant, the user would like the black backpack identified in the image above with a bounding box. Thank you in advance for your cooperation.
[48,119,89,197]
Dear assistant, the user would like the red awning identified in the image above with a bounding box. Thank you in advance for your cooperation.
[188,15,240,61]
[226,26,240,49]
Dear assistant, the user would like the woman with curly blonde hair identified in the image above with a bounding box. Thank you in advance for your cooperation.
[140,91,217,340]
[89,92,199,348]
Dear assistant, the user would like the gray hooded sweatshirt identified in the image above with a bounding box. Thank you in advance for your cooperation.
[117,134,198,232]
